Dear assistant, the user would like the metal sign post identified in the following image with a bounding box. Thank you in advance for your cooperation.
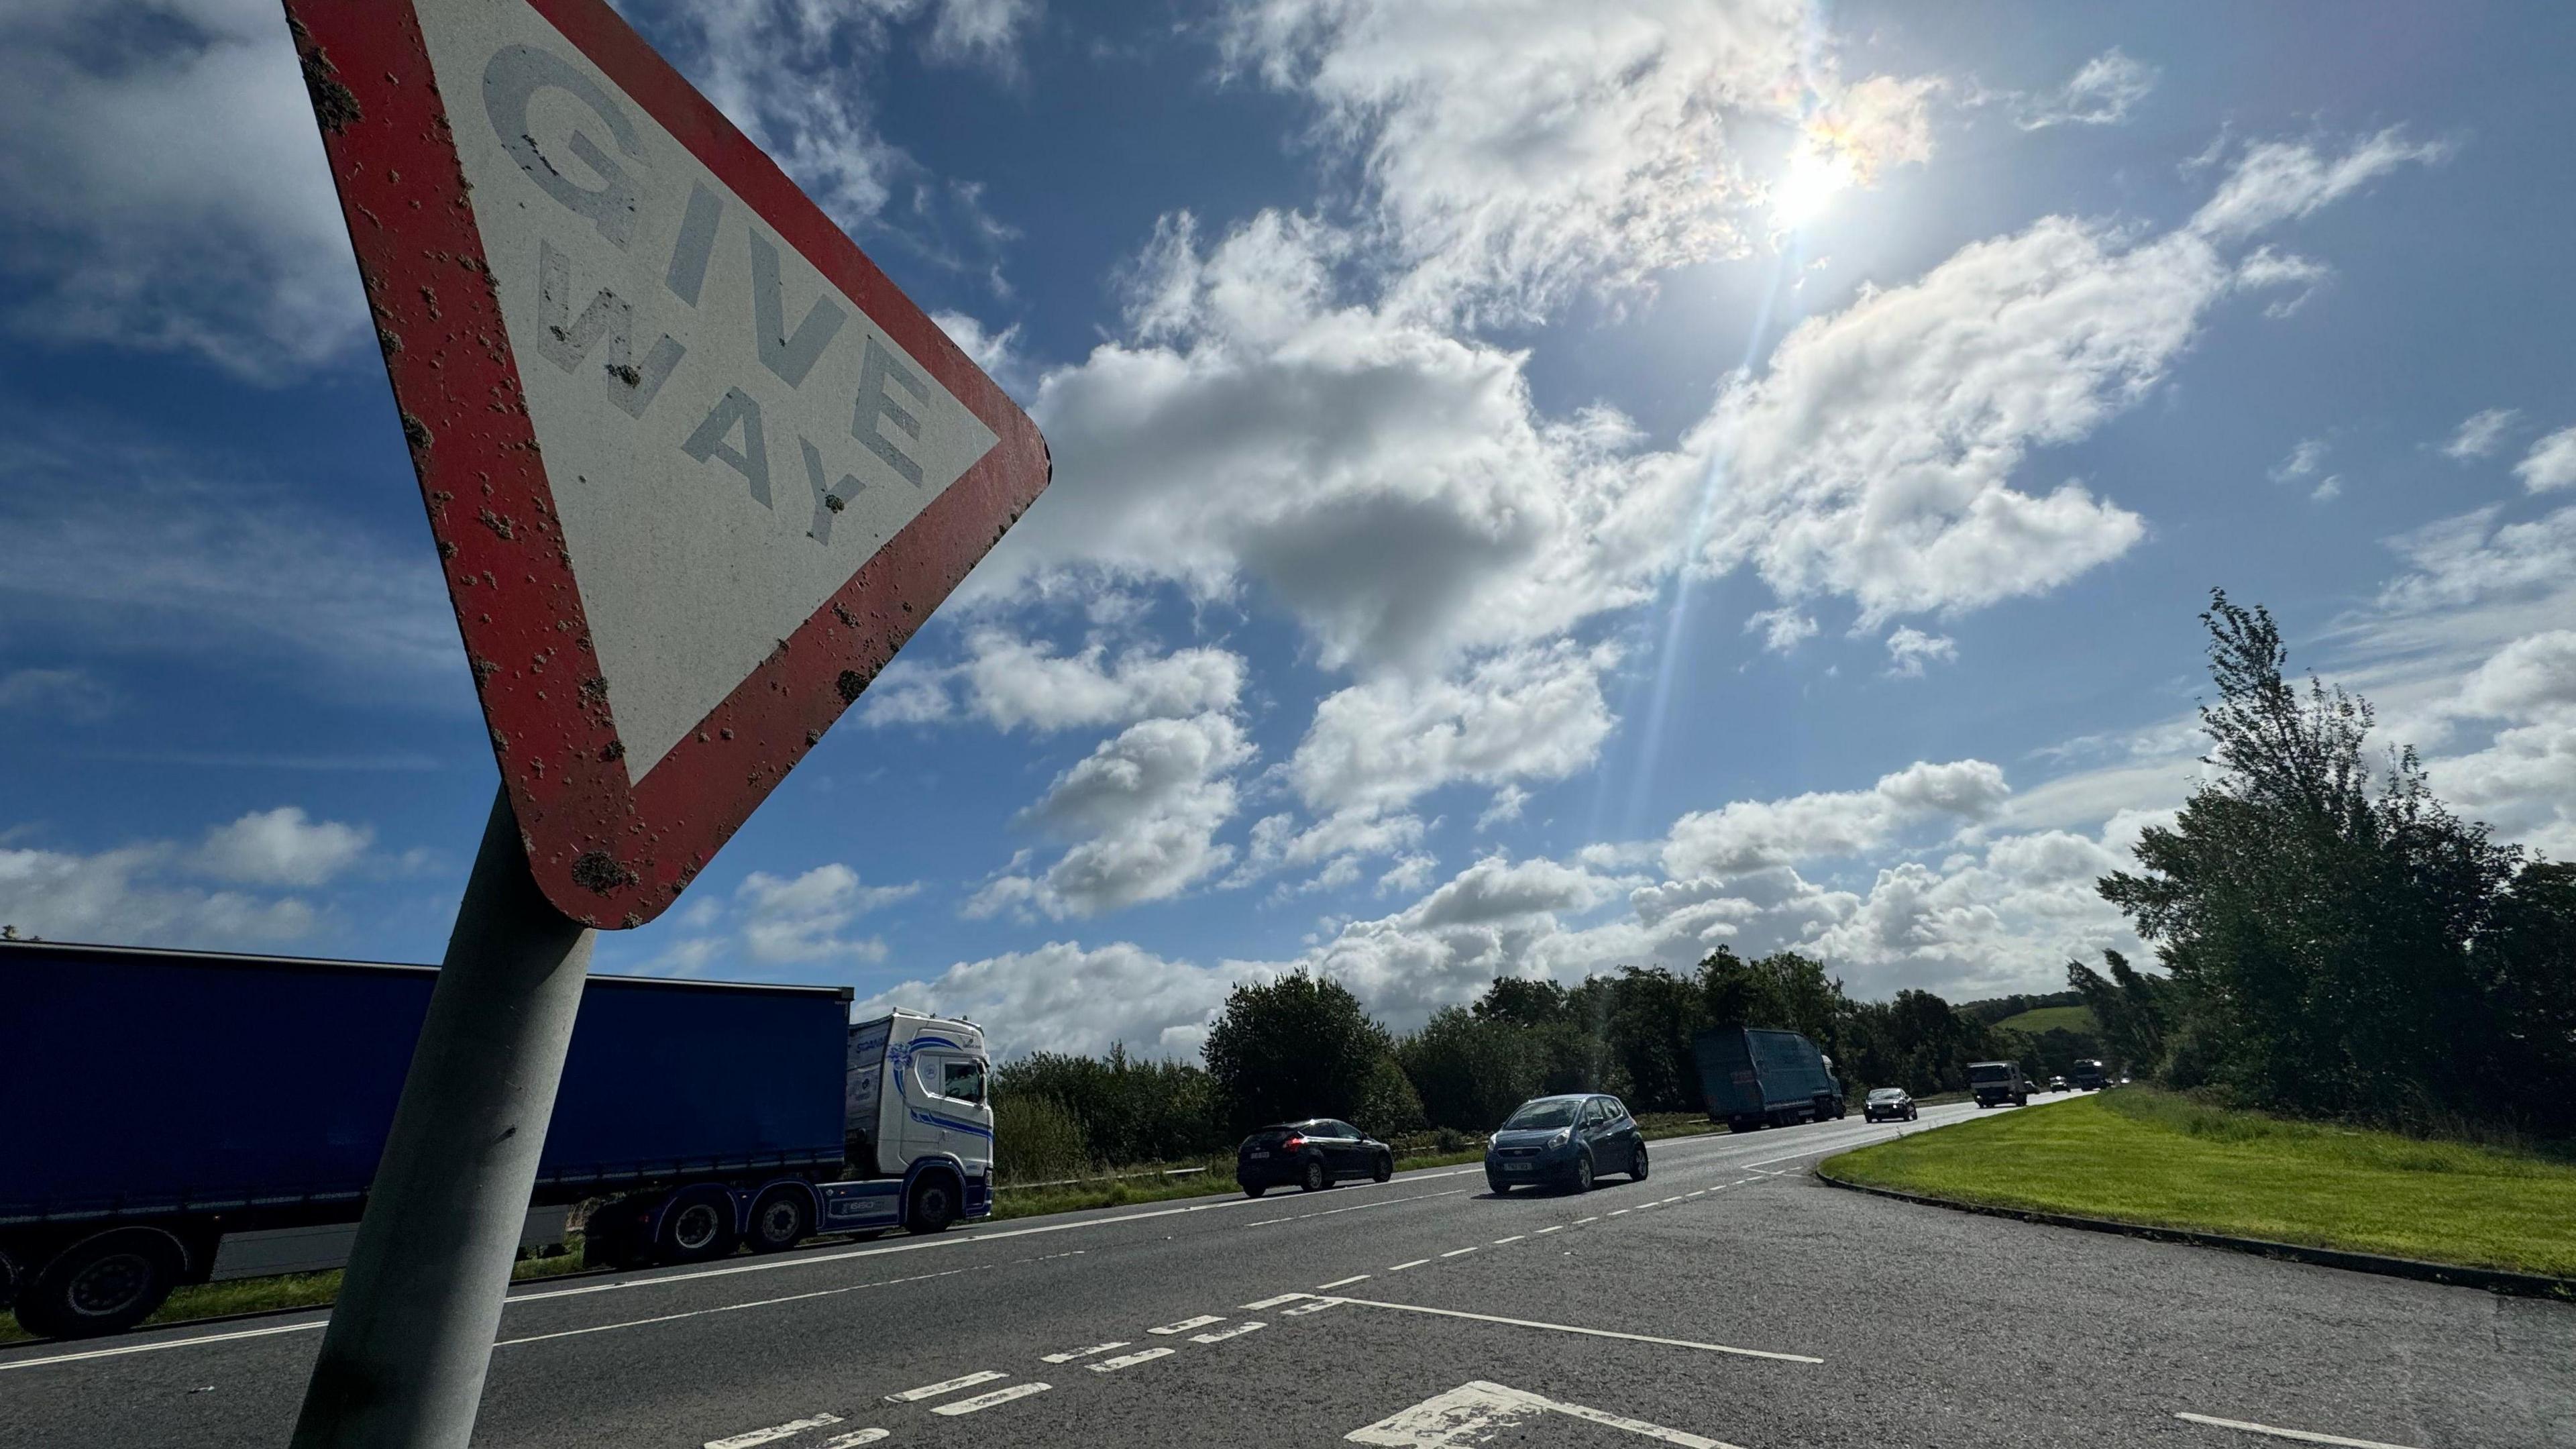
[289,789,592,1448]
[277,0,1051,1440]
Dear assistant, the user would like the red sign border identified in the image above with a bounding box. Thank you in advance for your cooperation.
[282,0,1050,926]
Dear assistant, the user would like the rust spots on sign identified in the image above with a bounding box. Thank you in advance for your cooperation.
[835,669,867,704]
[478,508,515,540]
[294,28,362,136]
[570,850,637,896]
[401,413,433,451]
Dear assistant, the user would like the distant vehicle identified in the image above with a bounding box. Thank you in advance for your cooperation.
[0,940,994,1340]
[2048,1075,2070,1092]
[1236,1120,1393,1195]
[1863,1087,1919,1122]
[1693,1027,1847,1132]
[1968,1061,2032,1108]
[1484,1095,1646,1194]
[2070,1059,2108,1091]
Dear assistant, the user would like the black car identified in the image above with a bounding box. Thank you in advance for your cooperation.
[1236,1119,1393,1196]
[1483,1094,1647,1194]
[1863,1087,1918,1122]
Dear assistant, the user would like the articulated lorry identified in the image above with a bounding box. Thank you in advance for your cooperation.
[0,939,993,1340]
[1692,1026,1847,1132]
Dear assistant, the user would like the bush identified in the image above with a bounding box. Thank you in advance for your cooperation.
[991,1093,1093,1185]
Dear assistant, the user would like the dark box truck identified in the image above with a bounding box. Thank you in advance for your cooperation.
[0,940,991,1340]
[1693,1026,1847,1132]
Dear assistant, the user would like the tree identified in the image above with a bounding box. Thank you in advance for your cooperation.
[2099,591,2529,1123]
[1202,973,1397,1133]
[2067,950,2168,1077]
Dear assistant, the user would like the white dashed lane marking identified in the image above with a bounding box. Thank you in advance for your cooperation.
[1240,1292,1310,1309]
[1191,1322,1266,1344]
[931,1383,1052,1416]
[819,1432,888,1448]
[1148,1316,1224,1336]
[2174,1412,2424,1449]
[1491,1236,1524,1245]
[1440,1246,1479,1258]
[1038,1341,1128,1364]
[884,1370,1005,1403]
[1535,1226,1564,1235]
[1316,1274,1372,1290]
[705,1414,841,1449]
[1388,1258,1432,1272]
[1089,1347,1175,1373]
[1281,1299,1341,1317]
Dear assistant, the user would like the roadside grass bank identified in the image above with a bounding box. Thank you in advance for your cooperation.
[3,1114,1734,1344]
[1821,1089,2576,1280]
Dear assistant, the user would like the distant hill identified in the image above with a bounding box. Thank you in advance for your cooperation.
[1992,1004,2098,1037]
[1955,988,2086,1027]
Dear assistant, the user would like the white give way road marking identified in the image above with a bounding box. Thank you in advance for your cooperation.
[705,1413,842,1449]
[2176,1412,2426,1449]
[1347,1380,1741,1449]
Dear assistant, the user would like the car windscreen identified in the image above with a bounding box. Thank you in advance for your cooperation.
[1501,1101,1580,1130]
[1968,1065,2013,1083]
[1867,1089,1903,1101]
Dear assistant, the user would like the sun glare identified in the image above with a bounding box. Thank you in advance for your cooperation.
[1771,142,1857,229]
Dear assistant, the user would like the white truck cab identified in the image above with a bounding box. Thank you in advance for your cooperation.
[827,1010,994,1235]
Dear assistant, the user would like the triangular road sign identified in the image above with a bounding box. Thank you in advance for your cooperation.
[285,0,1050,926]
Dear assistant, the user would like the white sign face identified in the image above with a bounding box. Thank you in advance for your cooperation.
[413,1,999,777]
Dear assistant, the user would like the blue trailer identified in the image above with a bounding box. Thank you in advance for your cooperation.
[1692,1026,1847,1132]
[0,940,992,1340]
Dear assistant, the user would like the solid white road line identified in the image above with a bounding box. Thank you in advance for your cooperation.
[1327,1297,1822,1363]
[1149,1316,1225,1335]
[1387,1258,1432,1272]
[496,1268,976,1349]
[0,1319,327,1373]
[884,1370,1006,1403]
[1039,1340,1128,1363]
[1440,1246,1479,1258]
[818,1432,889,1449]
[706,1414,842,1448]
[1190,1322,1267,1344]
[1245,1188,1468,1228]
[931,1383,1052,1415]
[2174,1413,2424,1449]
[1089,1347,1175,1373]
[1240,1292,1311,1309]
[1316,1275,1373,1290]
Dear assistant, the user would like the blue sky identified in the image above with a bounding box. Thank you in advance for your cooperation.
[6,0,2575,1059]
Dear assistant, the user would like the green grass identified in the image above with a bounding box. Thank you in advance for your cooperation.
[1822,1089,2576,1280]
[1990,1003,2098,1037]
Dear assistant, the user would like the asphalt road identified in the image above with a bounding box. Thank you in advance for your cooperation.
[4,1099,2568,1449]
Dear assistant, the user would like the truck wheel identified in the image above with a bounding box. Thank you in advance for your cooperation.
[655,1188,739,1264]
[15,1230,181,1340]
[747,1189,812,1254]
[906,1175,959,1234]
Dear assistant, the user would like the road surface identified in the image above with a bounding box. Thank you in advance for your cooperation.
[3,1099,2567,1448]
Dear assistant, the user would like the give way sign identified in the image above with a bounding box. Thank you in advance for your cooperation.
[283,0,1051,926]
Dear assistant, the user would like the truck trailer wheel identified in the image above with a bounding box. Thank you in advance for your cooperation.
[15,1229,182,1340]
[747,1189,812,1254]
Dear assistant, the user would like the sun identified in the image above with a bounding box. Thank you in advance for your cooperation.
[1771,142,1858,229]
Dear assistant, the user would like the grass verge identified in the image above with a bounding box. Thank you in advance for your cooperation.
[1821,1089,2576,1279]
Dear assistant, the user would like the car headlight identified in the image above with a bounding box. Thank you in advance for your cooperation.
[1548,1129,1570,1148]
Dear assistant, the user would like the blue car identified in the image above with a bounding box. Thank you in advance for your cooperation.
[1483,1094,1648,1194]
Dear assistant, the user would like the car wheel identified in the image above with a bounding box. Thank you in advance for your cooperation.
[1629,1142,1650,1182]
[1373,1153,1393,1183]
[746,1188,811,1254]
[1300,1159,1328,1193]
[1570,1153,1594,1194]
[1242,1183,1267,1198]
[1488,1179,1511,1196]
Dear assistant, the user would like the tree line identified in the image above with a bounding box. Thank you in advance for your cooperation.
[993,592,2576,1181]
